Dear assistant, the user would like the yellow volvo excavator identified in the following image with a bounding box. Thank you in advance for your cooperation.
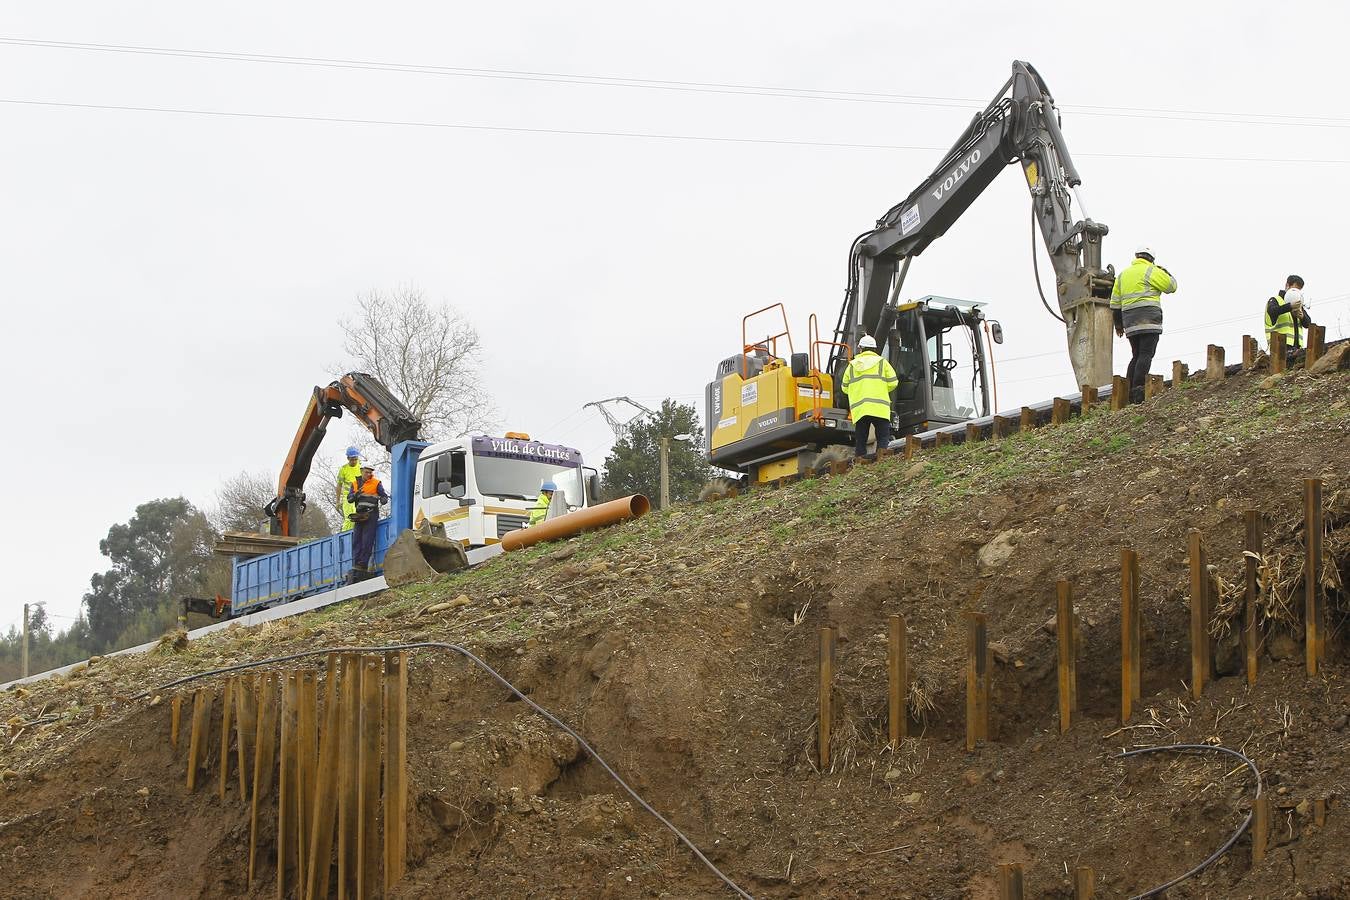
[703,60,1112,495]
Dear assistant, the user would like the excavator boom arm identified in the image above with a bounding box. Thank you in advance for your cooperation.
[832,61,1112,388]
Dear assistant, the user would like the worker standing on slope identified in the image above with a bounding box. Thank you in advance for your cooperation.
[841,335,899,457]
[337,447,362,532]
[529,481,558,526]
[1265,275,1314,358]
[347,462,388,583]
[1111,246,1178,403]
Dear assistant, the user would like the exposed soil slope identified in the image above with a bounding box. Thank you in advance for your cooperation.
[2,363,1348,899]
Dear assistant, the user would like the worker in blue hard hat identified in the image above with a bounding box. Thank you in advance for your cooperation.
[337,446,362,531]
[529,481,558,526]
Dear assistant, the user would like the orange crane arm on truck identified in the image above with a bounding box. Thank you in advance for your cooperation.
[263,372,422,536]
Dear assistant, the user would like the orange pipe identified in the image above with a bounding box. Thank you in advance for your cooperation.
[500,494,651,551]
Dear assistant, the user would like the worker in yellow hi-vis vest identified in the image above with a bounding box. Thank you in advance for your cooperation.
[841,335,899,458]
[1265,275,1313,358]
[336,447,362,531]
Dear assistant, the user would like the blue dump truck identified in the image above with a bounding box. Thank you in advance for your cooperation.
[227,436,595,617]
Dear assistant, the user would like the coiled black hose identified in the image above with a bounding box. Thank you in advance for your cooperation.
[1116,743,1262,899]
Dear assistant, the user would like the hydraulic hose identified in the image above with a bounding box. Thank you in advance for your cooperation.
[1116,743,1262,900]
[139,642,754,899]
[1031,206,1067,325]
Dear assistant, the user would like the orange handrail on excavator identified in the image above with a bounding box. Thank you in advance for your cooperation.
[264,373,422,536]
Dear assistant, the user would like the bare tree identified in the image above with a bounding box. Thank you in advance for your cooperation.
[211,469,333,538]
[339,286,496,441]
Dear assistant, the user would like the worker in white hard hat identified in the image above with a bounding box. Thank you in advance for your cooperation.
[1264,274,1313,358]
[1111,246,1179,403]
[841,334,899,457]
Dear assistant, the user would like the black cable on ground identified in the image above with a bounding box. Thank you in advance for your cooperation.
[1115,743,1262,900]
[1031,206,1067,325]
[140,642,754,899]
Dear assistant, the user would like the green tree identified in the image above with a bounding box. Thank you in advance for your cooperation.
[82,498,226,650]
[600,399,710,504]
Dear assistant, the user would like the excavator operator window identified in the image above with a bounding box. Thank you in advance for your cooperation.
[926,324,984,420]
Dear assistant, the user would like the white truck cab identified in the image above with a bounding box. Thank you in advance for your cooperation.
[411,434,597,547]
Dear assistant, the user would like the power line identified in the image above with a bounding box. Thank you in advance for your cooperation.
[3,36,1348,130]
[5,97,1350,165]
[0,98,945,152]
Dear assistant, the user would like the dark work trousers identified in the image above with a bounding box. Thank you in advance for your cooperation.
[1126,332,1160,401]
[351,516,378,574]
[854,415,893,457]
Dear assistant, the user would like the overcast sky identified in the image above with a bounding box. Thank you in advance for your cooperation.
[3,2,1348,633]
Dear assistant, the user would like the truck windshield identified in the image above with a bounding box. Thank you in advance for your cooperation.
[472,455,585,507]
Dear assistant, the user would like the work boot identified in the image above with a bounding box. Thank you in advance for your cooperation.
[1130,386,1145,404]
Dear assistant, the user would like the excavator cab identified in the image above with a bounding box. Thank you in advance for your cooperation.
[885,296,997,435]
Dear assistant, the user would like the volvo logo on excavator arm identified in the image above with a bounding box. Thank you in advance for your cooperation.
[931,148,982,202]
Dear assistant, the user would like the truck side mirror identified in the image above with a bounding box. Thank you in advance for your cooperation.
[989,321,1004,345]
[790,352,810,378]
[440,482,466,499]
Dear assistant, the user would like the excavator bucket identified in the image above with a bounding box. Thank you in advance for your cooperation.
[382,530,469,587]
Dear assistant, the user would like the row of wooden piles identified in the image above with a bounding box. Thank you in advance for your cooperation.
[171,651,408,899]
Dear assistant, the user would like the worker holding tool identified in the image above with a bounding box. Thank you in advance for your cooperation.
[841,335,899,457]
[1111,246,1178,403]
[529,481,558,526]
[337,447,362,532]
[346,462,388,583]
[1265,275,1314,358]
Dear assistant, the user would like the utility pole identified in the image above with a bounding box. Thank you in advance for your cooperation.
[21,603,30,678]
[659,437,671,510]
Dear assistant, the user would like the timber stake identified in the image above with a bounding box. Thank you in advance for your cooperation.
[1244,510,1262,685]
[1207,344,1226,380]
[965,612,989,752]
[1305,478,1325,676]
[1144,374,1164,401]
[818,627,835,769]
[1074,866,1095,898]
[1056,580,1077,734]
[1121,549,1141,722]
[1270,333,1287,373]
[1305,324,1325,368]
[1111,376,1129,410]
[888,615,907,747]
[997,863,1024,899]
[1052,397,1071,425]
[1189,531,1212,699]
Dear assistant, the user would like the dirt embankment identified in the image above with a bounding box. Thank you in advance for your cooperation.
[2,364,1348,899]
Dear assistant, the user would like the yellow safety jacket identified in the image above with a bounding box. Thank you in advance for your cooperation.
[528,491,553,526]
[337,462,362,531]
[1110,257,1178,336]
[841,350,899,421]
[1264,298,1301,348]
